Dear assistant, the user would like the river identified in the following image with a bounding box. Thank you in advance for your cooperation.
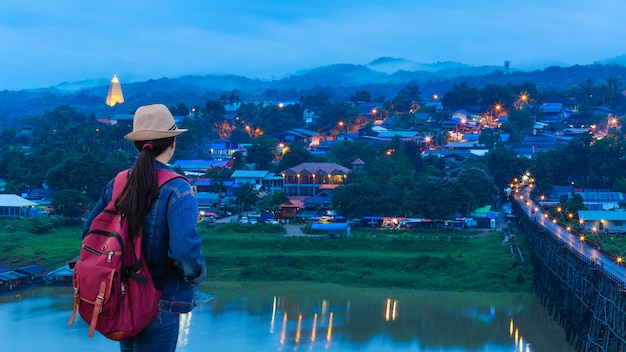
[1,282,574,351]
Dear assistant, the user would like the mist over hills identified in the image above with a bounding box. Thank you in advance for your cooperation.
[1,56,626,124]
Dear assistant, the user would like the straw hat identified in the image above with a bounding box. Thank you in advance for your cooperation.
[124,104,187,141]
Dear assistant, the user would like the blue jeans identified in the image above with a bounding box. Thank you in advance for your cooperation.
[120,311,180,352]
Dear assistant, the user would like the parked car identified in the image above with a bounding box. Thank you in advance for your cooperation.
[249,218,258,225]
[266,219,279,225]
[239,216,249,224]
[200,215,216,223]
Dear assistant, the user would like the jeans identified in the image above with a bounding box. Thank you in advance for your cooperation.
[120,311,180,352]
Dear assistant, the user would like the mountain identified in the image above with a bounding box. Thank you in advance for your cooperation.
[594,54,626,66]
[1,57,626,124]
[366,57,472,74]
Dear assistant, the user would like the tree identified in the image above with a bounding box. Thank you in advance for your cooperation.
[52,189,89,218]
[392,84,421,113]
[483,147,530,199]
[350,90,372,104]
[442,82,480,106]
[245,135,276,169]
[275,143,314,171]
[329,140,376,167]
[332,176,383,218]
[452,167,498,214]
[234,182,258,211]
[256,191,288,214]
[231,151,247,170]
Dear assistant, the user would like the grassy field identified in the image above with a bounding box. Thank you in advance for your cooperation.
[0,217,534,293]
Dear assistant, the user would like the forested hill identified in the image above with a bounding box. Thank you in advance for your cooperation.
[1,62,626,125]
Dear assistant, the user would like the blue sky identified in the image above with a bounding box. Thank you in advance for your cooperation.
[1,0,625,90]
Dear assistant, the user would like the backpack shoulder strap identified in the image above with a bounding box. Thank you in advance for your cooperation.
[156,170,186,188]
[109,170,131,207]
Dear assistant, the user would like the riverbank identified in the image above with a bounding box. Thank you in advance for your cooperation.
[0,218,533,293]
[198,222,532,292]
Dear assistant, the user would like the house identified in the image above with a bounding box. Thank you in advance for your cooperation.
[592,106,616,119]
[413,112,433,122]
[351,158,366,172]
[279,199,301,219]
[279,128,324,148]
[280,162,350,197]
[423,101,442,112]
[195,192,222,213]
[202,140,247,161]
[16,265,47,287]
[376,131,422,142]
[45,264,74,286]
[0,270,28,293]
[577,210,626,234]
[513,134,569,158]
[303,109,318,124]
[450,110,472,121]
[355,102,381,124]
[24,188,58,214]
[303,190,334,210]
[230,170,284,195]
[0,194,37,217]
[336,132,360,142]
[576,191,624,211]
[423,150,473,164]
[170,159,232,176]
[538,103,571,123]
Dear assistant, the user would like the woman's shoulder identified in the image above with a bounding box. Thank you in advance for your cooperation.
[159,174,193,194]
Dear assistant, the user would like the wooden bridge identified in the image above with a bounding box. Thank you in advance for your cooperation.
[514,189,626,352]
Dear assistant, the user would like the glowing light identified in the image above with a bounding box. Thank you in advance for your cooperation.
[326,312,333,342]
[385,298,391,321]
[311,313,318,341]
[296,313,302,343]
[510,319,514,336]
[280,312,287,344]
[270,296,277,333]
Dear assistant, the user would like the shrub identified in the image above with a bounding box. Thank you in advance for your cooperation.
[29,217,56,234]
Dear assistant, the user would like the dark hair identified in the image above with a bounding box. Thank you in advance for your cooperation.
[115,137,175,238]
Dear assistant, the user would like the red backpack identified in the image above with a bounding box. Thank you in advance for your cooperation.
[68,169,183,340]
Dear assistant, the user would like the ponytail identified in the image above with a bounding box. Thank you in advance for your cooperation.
[115,137,175,238]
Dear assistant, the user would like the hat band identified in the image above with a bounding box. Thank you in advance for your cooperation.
[169,123,178,131]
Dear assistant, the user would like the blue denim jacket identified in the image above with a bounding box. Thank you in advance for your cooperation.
[82,162,206,314]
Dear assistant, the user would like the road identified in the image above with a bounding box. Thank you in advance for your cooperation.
[516,187,626,285]
[214,215,305,236]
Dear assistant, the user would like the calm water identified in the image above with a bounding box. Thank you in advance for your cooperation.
[1,282,574,352]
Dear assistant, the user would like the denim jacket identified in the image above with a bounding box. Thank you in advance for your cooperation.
[82,162,206,314]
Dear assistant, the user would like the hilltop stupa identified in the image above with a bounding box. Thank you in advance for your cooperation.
[105,74,124,106]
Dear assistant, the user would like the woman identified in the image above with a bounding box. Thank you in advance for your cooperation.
[82,104,206,351]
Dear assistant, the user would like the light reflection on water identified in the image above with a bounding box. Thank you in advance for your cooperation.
[1,283,574,352]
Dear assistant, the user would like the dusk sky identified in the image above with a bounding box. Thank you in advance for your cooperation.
[1,0,625,91]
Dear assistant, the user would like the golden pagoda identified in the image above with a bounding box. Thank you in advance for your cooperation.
[105,74,124,106]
